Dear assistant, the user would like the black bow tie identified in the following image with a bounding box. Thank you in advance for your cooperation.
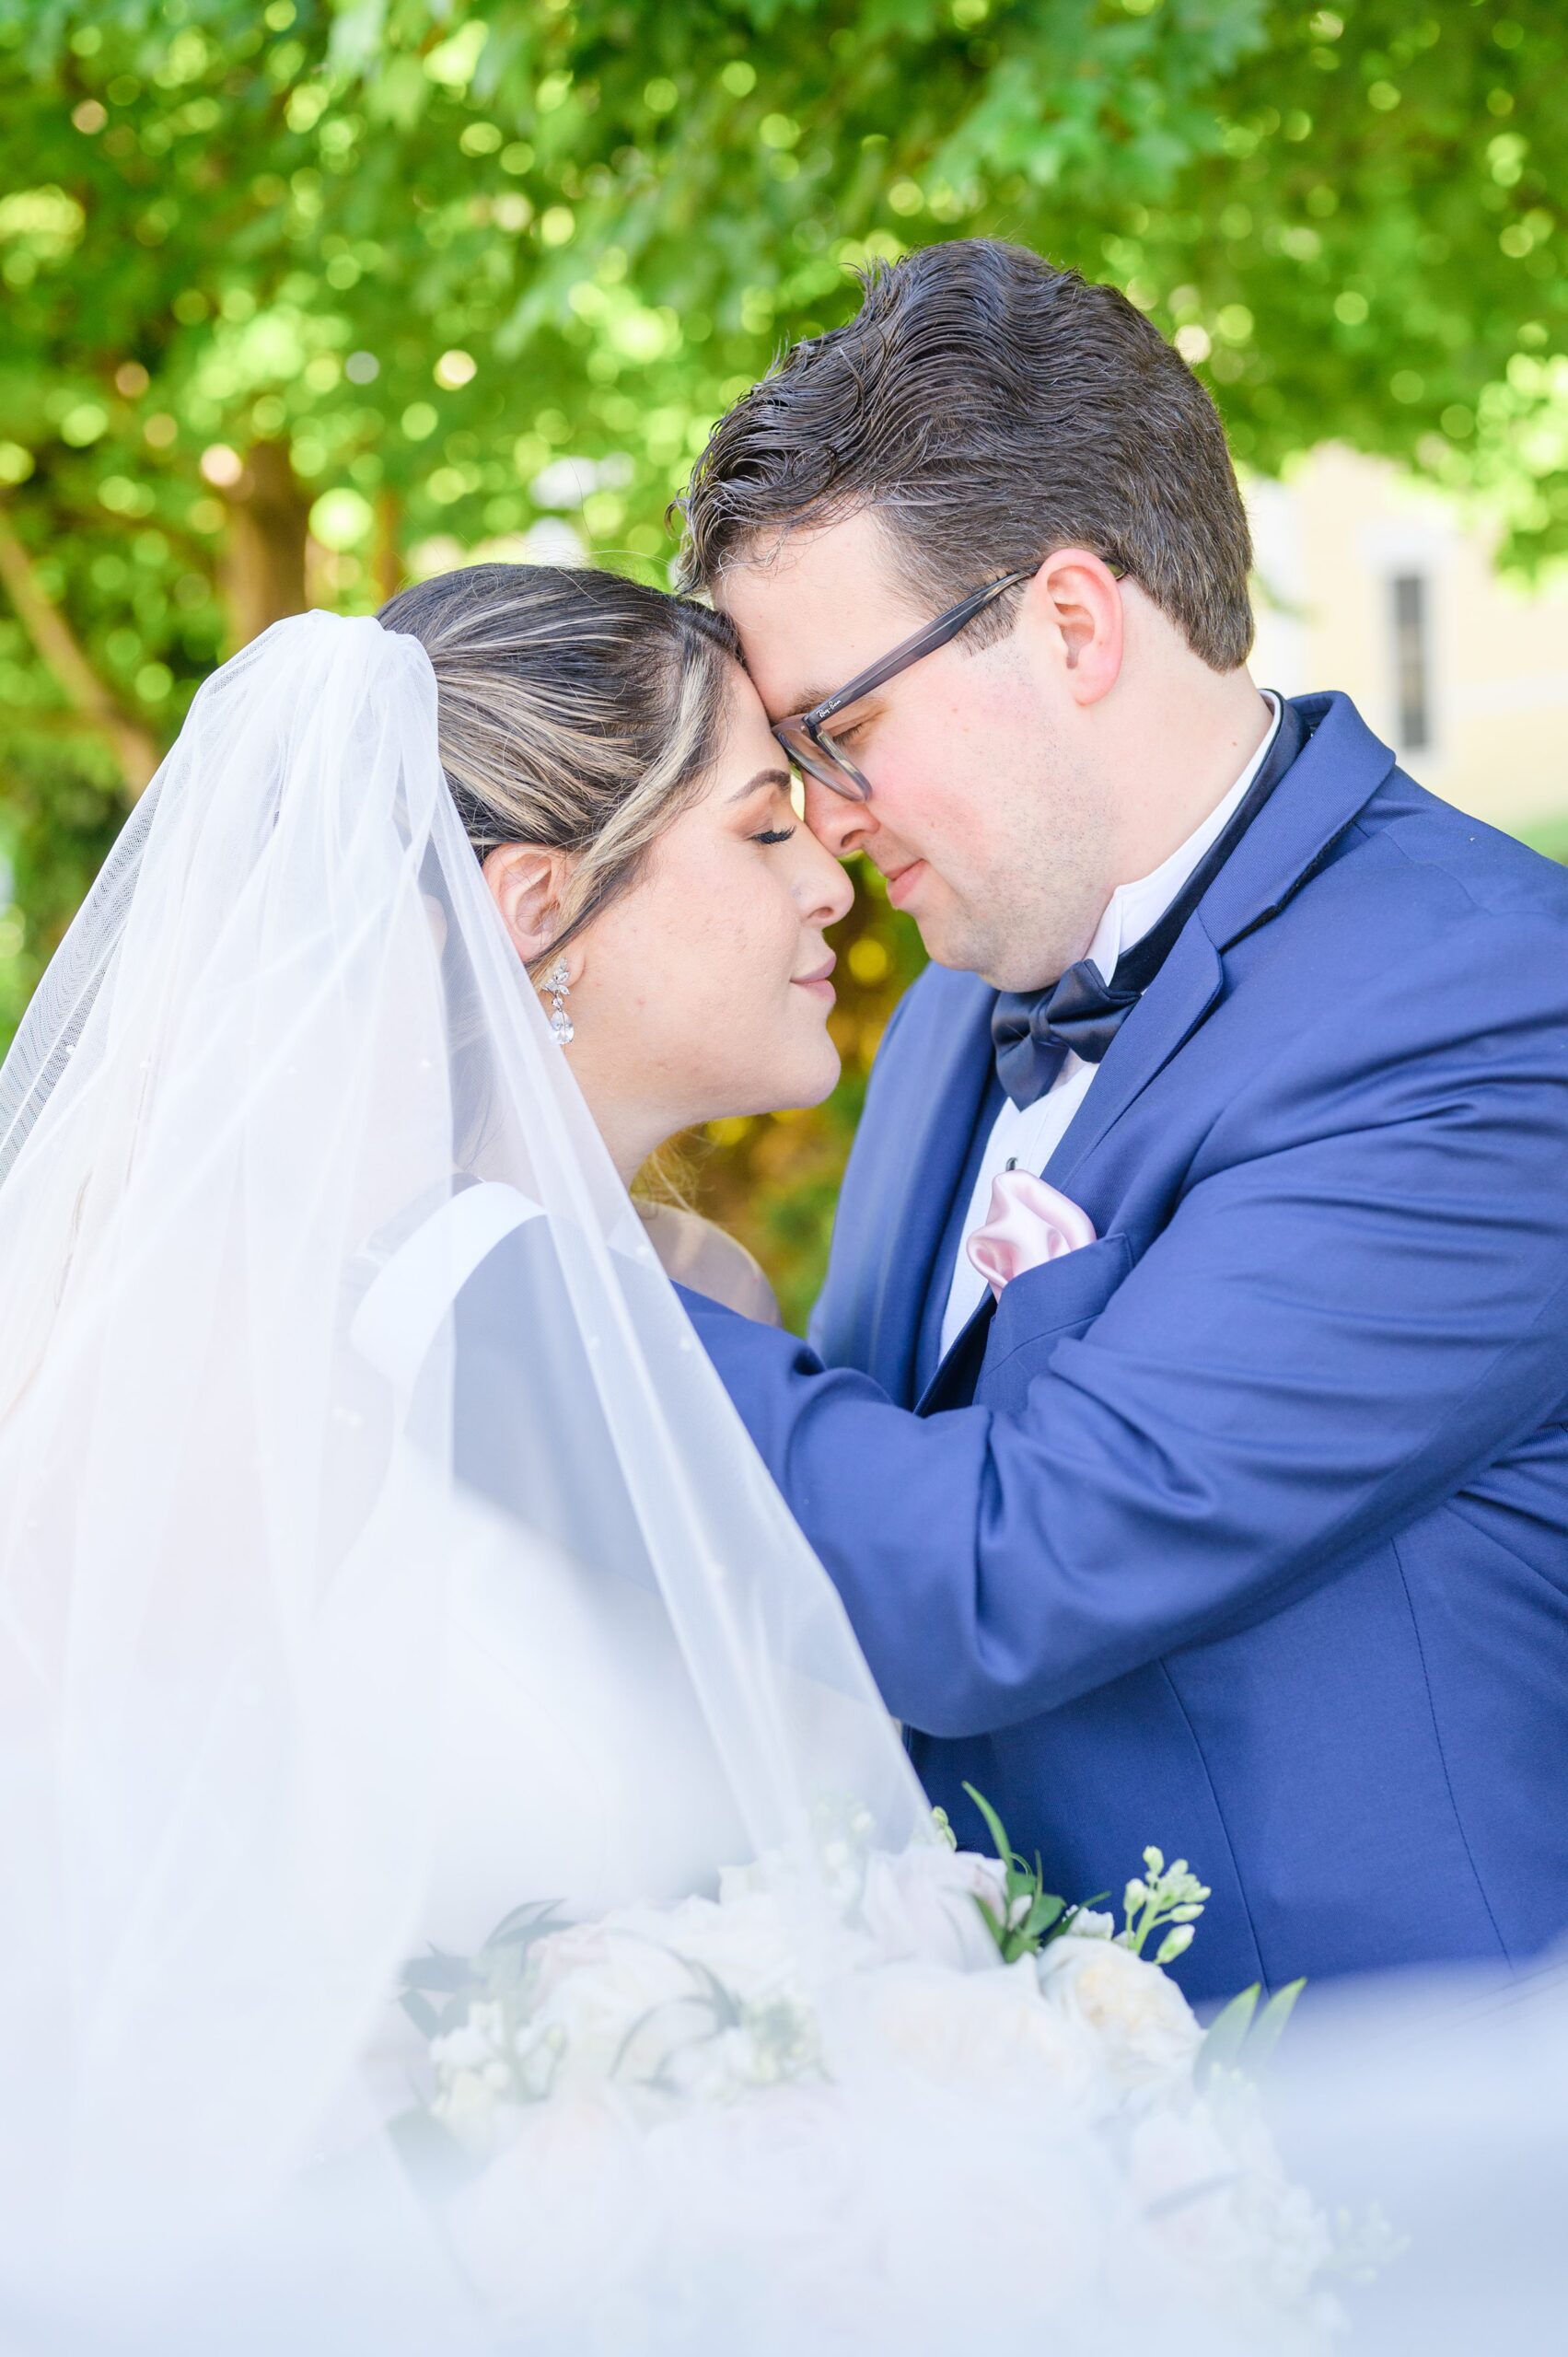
[992,698,1307,1110]
[991,962,1139,1107]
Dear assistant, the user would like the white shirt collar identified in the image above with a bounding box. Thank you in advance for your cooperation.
[1086,693,1281,985]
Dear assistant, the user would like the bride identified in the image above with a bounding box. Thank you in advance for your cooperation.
[381,561,842,1321]
[0,573,1472,2354]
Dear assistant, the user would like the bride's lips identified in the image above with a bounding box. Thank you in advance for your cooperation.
[884,859,926,911]
[791,953,836,1004]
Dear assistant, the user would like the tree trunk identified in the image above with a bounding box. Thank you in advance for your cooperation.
[373,488,403,609]
[221,440,311,650]
[0,500,160,795]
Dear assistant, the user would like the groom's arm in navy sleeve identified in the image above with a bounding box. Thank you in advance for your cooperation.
[680,920,1568,1739]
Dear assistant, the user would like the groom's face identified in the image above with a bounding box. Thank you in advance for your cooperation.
[714,510,1112,990]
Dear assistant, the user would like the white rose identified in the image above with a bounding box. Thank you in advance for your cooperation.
[521,1889,816,2103]
[648,2081,859,2248]
[446,2085,656,2330]
[640,1887,801,2008]
[1128,2099,1257,2275]
[528,1918,615,2005]
[640,2084,893,2350]
[655,1998,820,2104]
[1129,2094,1337,2334]
[530,1927,699,2088]
[826,1957,1105,2121]
[854,1842,1009,1972]
[1035,1932,1202,2094]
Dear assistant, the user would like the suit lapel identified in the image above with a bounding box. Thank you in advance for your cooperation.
[1045,923,1224,1195]
[1198,690,1393,953]
[1051,692,1393,1197]
[915,1288,995,1415]
[861,972,997,1404]
[920,887,1226,1408]
[871,693,1396,1407]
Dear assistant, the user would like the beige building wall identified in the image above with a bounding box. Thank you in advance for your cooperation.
[1246,446,1568,851]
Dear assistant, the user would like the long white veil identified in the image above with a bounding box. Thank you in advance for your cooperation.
[0,611,928,2263]
[2,610,1562,2355]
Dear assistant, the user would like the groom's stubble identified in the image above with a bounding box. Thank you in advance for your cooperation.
[914,660,1116,993]
[874,714,1118,995]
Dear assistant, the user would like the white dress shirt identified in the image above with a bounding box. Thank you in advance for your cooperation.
[937,695,1281,1359]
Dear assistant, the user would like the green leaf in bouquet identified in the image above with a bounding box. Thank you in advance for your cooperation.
[398,1987,442,2039]
[433,1991,478,2038]
[485,1898,567,1948]
[1196,1975,1307,2087]
[401,1947,478,1995]
[1023,1891,1066,1943]
[1247,1978,1306,2070]
[675,1951,746,2030]
[962,1783,1021,1884]
[972,1892,1005,1950]
[1196,1982,1260,2085]
[611,1989,724,2087]
[608,1943,750,2088]
[961,1782,1071,1964]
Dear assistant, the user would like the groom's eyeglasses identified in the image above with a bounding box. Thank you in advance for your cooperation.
[771,565,1041,804]
[772,559,1129,803]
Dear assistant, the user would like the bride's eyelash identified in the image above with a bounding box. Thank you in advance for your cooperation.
[751,827,797,846]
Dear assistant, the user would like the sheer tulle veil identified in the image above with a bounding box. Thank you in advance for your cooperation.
[0,610,931,2270]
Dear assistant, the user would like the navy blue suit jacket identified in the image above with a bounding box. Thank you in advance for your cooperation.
[681,692,1568,2002]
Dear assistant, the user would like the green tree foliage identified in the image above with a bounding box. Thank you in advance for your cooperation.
[1,0,1562,1316]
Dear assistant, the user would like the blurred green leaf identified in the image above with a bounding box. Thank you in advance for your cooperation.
[1197,1981,1260,2084]
[1248,1975,1307,2069]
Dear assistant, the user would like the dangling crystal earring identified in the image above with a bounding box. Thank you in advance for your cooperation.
[542,958,574,1046]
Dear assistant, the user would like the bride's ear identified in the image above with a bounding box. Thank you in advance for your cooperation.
[482,842,576,966]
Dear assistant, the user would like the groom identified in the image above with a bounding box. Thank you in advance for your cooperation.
[673,239,1568,2002]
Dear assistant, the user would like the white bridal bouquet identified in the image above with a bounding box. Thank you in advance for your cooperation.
[395,1798,1373,2356]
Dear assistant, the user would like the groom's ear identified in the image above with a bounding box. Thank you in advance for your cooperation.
[1025,548,1125,708]
[482,842,576,965]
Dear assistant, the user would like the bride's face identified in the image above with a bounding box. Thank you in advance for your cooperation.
[546,667,854,1173]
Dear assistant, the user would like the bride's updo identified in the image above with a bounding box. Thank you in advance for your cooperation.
[379,563,739,960]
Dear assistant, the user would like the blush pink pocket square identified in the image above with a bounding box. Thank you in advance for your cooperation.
[966,1169,1098,1301]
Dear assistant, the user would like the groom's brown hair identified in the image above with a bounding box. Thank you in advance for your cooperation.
[677,238,1254,673]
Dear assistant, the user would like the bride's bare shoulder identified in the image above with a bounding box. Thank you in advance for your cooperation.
[636,1202,782,1327]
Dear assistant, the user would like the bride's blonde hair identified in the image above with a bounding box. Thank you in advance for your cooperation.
[378,563,740,971]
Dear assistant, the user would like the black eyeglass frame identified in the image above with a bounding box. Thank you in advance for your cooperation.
[772,559,1131,801]
[771,565,1040,803]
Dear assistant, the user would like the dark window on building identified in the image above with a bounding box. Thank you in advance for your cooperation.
[1390,573,1432,752]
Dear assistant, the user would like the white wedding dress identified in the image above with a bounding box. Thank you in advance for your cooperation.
[0,612,1561,2355]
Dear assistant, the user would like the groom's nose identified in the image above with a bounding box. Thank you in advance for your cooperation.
[802,776,873,861]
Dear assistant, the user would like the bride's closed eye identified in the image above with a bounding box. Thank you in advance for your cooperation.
[751,825,797,846]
